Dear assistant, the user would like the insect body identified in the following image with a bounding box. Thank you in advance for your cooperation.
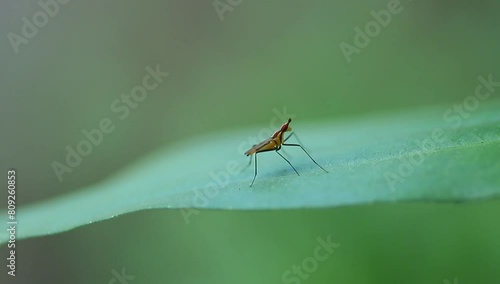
[244,118,328,186]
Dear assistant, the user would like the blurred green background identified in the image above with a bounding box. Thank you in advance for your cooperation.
[1,0,499,283]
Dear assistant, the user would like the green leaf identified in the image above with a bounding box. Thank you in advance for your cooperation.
[2,100,500,244]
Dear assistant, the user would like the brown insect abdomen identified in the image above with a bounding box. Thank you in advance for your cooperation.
[245,148,257,156]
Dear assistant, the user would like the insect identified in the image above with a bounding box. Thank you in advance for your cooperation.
[244,118,328,187]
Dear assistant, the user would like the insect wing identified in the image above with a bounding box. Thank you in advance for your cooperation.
[245,138,275,156]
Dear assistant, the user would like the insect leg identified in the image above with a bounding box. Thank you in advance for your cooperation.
[249,148,277,187]
[250,153,258,187]
[284,132,303,144]
[241,155,253,172]
[284,132,311,154]
[275,150,300,176]
[282,143,328,173]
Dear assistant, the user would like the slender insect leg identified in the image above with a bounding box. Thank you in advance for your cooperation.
[250,153,258,187]
[248,148,277,187]
[275,150,300,176]
[283,132,294,142]
[279,145,291,159]
[284,132,304,144]
[241,155,253,172]
[283,132,310,155]
[282,143,329,173]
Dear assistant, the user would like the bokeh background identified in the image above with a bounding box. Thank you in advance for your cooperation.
[1,0,500,283]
